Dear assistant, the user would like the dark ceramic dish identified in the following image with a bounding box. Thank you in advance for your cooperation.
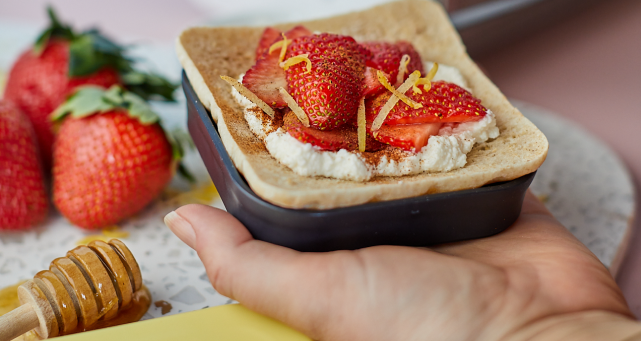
[183,72,535,252]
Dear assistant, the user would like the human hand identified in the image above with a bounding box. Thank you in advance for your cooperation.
[165,192,640,341]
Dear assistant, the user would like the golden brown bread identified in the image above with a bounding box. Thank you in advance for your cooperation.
[176,0,548,209]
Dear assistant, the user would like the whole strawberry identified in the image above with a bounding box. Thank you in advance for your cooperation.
[4,7,176,168]
[5,40,119,167]
[0,101,48,229]
[285,33,367,130]
[51,86,177,229]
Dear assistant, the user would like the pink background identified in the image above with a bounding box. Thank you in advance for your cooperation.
[2,0,641,317]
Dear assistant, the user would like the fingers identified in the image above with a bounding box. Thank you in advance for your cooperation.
[167,204,294,299]
[164,205,328,337]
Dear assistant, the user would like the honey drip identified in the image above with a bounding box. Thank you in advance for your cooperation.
[153,300,172,315]
[0,282,151,340]
[80,285,151,333]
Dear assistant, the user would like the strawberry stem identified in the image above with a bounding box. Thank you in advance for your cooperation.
[33,6,75,55]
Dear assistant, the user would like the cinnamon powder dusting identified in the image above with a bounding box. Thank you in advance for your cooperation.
[252,106,284,137]
[353,145,410,166]
[254,108,415,166]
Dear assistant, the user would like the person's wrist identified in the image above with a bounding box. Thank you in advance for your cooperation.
[502,310,641,341]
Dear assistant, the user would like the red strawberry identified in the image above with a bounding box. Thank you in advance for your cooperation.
[284,33,366,130]
[4,8,177,169]
[370,123,442,152]
[52,86,176,229]
[396,41,424,78]
[243,25,312,108]
[284,111,382,152]
[362,67,390,97]
[361,41,424,84]
[255,27,281,60]
[0,101,48,229]
[4,40,120,167]
[242,54,287,107]
[366,81,488,126]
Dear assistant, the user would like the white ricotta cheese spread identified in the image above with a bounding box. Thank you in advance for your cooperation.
[231,63,499,181]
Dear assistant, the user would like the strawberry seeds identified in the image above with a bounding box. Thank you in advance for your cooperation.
[231,25,489,153]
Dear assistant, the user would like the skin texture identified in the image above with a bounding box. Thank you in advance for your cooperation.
[165,192,637,341]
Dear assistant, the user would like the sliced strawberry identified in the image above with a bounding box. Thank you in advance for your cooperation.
[285,33,366,130]
[244,25,313,108]
[362,67,389,97]
[284,25,312,41]
[243,53,288,107]
[255,27,281,60]
[361,42,403,82]
[284,111,382,152]
[366,81,488,125]
[396,41,424,77]
[371,123,442,152]
[361,41,424,84]
[254,25,313,60]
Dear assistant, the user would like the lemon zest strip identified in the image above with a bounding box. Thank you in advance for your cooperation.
[413,62,439,94]
[221,75,275,118]
[278,87,310,127]
[377,70,422,109]
[372,70,421,132]
[268,33,289,63]
[396,54,411,86]
[279,54,312,74]
[268,40,284,54]
[357,97,366,152]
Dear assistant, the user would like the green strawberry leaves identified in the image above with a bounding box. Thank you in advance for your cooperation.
[120,71,177,101]
[52,85,160,123]
[165,128,197,183]
[51,86,115,119]
[67,30,131,77]
[34,6,178,101]
[34,7,75,55]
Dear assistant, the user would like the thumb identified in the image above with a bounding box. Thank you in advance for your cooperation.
[163,204,329,337]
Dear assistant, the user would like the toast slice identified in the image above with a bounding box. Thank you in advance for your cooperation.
[176,0,548,209]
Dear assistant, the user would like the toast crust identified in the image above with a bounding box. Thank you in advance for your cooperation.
[176,0,548,209]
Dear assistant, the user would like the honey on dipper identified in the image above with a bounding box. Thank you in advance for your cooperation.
[0,239,151,341]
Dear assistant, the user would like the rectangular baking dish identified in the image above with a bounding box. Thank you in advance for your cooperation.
[184,71,535,252]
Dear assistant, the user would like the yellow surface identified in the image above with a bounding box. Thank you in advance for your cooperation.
[76,226,130,245]
[162,180,219,206]
[57,304,311,341]
[0,281,40,341]
[0,281,23,316]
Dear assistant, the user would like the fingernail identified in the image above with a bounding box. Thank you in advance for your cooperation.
[164,211,196,249]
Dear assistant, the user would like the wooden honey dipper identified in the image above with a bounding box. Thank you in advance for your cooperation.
[0,239,146,341]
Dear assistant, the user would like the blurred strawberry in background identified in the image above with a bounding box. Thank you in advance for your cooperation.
[51,86,187,229]
[0,100,48,230]
[0,7,184,230]
[3,7,176,168]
